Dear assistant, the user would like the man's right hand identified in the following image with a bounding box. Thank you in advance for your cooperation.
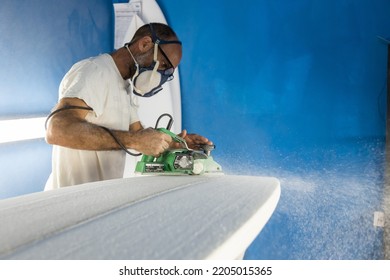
[132,128,172,157]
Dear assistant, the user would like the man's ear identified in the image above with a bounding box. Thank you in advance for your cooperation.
[137,36,154,53]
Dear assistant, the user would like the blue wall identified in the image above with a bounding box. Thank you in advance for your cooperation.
[0,0,114,117]
[0,0,114,198]
[157,0,389,259]
[0,0,388,259]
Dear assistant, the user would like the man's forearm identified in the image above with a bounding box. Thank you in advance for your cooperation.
[46,116,138,151]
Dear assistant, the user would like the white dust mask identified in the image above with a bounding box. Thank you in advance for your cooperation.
[126,43,171,97]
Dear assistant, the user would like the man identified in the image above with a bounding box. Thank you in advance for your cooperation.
[45,23,211,190]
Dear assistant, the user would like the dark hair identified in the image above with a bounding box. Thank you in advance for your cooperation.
[128,23,179,45]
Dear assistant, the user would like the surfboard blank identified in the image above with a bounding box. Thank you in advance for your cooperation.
[0,175,280,259]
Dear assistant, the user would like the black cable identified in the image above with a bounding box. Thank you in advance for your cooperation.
[98,126,141,156]
[154,113,173,130]
[45,106,93,129]
[45,105,141,156]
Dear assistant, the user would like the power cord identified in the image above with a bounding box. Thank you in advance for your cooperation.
[45,105,141,156]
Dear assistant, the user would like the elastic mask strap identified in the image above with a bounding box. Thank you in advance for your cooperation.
[149,23,182,45]
[146,43,160,89]
[153,42,159,61]
[152,43,160,72]
[126,44,142,93]
[126,44,138,69]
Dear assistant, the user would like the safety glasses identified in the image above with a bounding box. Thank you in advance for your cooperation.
[149,24,182,80]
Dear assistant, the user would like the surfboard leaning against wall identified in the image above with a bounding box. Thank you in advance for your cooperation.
[114,0,183,176]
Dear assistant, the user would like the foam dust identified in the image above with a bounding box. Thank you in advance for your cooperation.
[223,140,385,259]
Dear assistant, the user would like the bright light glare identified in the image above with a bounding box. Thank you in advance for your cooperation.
[0,117,46,144]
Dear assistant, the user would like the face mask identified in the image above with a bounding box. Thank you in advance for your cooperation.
[126,43,173,97]
[125,24,182,97]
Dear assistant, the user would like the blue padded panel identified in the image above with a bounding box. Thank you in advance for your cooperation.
[0,0,114,199]
[0,0,114,118]
[0,140,52,199]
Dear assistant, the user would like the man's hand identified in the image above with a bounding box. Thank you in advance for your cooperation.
[173,129,213,150]
[133,128,173,157]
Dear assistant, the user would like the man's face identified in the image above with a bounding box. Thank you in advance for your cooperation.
[135,38,182,72]
[126,36,183,97]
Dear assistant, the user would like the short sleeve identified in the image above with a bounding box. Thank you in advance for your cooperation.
[59,58,107,116]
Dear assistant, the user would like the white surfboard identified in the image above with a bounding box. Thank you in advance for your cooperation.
[0,175,280,259]
[114,0,183,177]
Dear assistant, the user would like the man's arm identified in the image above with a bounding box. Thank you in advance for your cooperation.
[129,120,143,133]
[45,97,171,156]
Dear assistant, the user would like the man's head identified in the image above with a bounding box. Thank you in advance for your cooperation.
[125,23,182,97]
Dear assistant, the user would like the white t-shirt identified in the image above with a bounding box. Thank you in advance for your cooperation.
[45,54,139,190]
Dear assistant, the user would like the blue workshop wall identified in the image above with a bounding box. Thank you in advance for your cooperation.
[0,0,114,198]
[158,0,389,259]
[0,0,114,117]
[1,0,388,259]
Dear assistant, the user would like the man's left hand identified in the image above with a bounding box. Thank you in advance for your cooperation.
[172,129,213,150]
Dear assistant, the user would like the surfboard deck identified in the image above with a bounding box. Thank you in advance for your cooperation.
[0,175,280,259]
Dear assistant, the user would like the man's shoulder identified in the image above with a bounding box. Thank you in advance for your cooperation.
[74,53,111,68]
[66,54,116,79]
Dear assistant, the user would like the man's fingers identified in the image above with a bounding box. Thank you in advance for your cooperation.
[185,133,213,145]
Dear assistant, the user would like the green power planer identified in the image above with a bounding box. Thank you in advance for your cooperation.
[135,128,223,175]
